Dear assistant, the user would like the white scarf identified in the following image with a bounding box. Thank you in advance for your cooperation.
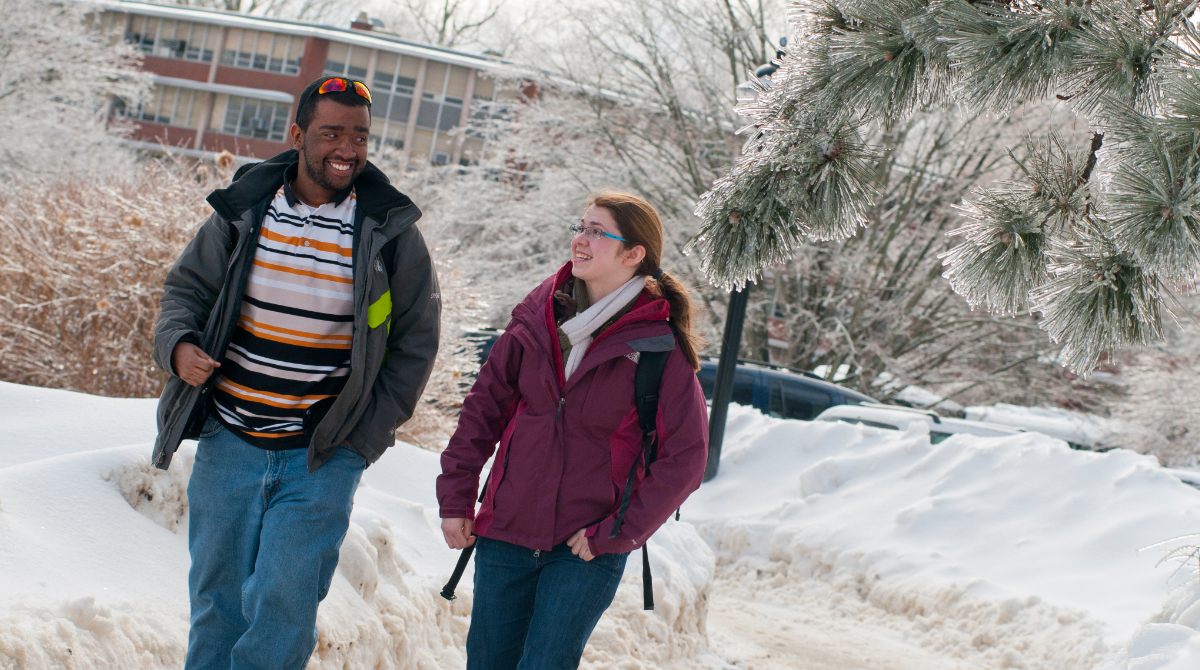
[561,275,647,382]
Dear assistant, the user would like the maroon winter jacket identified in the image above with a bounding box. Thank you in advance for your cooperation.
[437,263,709,556]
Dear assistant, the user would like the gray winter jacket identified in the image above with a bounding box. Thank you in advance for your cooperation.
[151,150,440,472]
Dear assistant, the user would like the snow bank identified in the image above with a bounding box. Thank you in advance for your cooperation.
[7,381,1200,669]
[688,405,1200,667]
[0,381,158,469]
[582,519,715,669]
[0,383,714,669]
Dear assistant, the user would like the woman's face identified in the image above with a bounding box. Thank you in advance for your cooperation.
[571,205,643,284]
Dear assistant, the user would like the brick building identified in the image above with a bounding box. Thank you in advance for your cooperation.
[94,1,510,165]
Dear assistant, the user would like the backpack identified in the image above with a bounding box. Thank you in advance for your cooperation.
[441,350,672,611]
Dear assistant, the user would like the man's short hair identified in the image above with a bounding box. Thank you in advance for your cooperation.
[295,76,371,131]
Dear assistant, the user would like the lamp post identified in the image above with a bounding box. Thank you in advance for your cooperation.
[702,37,788,483]
[703,286,749,482]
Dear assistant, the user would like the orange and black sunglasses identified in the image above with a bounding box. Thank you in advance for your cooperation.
[317,77,372,104]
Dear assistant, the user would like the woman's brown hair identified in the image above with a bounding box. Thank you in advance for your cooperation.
[586,192,703,371]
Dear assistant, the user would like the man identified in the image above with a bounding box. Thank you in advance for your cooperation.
[151,76,440,670]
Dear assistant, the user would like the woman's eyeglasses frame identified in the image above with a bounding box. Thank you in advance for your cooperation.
[569,224,628,243]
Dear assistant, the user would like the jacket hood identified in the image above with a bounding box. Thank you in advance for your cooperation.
[206,149,415,225]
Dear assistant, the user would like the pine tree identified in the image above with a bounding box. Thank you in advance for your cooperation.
[691,0,1200,374]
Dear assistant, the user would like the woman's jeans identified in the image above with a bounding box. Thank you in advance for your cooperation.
[466,536,629,670]
[184,420,365,670]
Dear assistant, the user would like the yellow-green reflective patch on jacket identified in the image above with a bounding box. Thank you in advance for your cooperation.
[368,290,392,332]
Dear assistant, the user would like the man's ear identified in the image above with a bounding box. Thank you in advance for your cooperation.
[290,123,304,151]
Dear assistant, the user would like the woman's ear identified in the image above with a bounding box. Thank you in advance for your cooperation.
[622,245,646,268]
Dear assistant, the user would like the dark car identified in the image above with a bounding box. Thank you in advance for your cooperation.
[697,359,875,421]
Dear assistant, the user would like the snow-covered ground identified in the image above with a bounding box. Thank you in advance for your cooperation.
[690,406,1200,670]
[2,381,1199,669]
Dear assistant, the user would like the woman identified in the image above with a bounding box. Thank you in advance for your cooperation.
[436,192,709,670]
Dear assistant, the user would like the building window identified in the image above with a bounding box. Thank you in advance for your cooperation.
[220,29,303,75]
[416,92,441,129]
[114,85,203,130]
[217,95,291,142]
[125,15,221,64]
[323,42,369,79]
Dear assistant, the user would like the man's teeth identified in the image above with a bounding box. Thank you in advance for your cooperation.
[575,253,591,260]
[330,161,352,172]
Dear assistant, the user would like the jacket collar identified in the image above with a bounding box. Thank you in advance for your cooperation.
[512,263,672,384]
[514,262,669,329]
[206,150,418,234]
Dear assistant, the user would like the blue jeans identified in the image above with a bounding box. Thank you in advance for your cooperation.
[185,420,365,670]
[466,536,629,670]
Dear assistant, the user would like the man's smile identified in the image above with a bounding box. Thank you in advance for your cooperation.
[327,158,355,175]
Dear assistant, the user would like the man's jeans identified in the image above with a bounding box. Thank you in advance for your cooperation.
[466,536,629,670]
[185,420,365,670]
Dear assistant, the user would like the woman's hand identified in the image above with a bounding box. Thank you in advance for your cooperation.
[442,518,476,549]
[567,529,594,561]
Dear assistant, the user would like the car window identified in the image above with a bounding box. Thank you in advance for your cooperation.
[769,379,833,421]
[929,431,953,444]
[697,367,755,406]
[731,372,755,406]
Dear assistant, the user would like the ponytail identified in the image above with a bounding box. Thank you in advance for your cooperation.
[648,272,702,371]
[586,192,704,371]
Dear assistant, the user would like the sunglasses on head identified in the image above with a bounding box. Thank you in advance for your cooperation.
[317,77,372,104]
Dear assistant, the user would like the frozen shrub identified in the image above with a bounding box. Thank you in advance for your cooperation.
[0,158,229,398]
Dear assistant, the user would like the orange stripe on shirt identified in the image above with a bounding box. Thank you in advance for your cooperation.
[216,376,334,409]
[260,228,353,257]
[240,316,353,342]
[240,327,354,350]
[242,430,304,439]
[253,259,354,284]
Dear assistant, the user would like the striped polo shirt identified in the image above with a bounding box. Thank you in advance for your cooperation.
[211,182,357,449]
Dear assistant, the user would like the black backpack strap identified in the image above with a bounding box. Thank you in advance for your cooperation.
[441,465,493,601]
[641,545,654,610]
[609,350,669,539]
[607,349,669,611]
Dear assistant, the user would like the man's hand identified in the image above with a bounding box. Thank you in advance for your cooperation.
[442,518,475,549]
[567,528,594,562]
[172,342,220,387]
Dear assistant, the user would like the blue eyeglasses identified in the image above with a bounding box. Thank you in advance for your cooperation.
[569,224,628,242]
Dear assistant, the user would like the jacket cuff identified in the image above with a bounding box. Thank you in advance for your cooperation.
[586,519,628,557]
[165,331,201,376]
[440,508,475,520]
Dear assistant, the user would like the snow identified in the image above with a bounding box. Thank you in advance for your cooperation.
[0,383,714,670]
[685,405,1200,669]
[894,385,946,407]
[894,385,965,413]
[812,363,850,381]
[0,381,158,468]
[2,384,1199,669]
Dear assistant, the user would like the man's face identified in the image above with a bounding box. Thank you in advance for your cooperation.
[292,98,370,193]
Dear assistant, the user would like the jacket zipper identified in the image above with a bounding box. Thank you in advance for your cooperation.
[555,396,565,421]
